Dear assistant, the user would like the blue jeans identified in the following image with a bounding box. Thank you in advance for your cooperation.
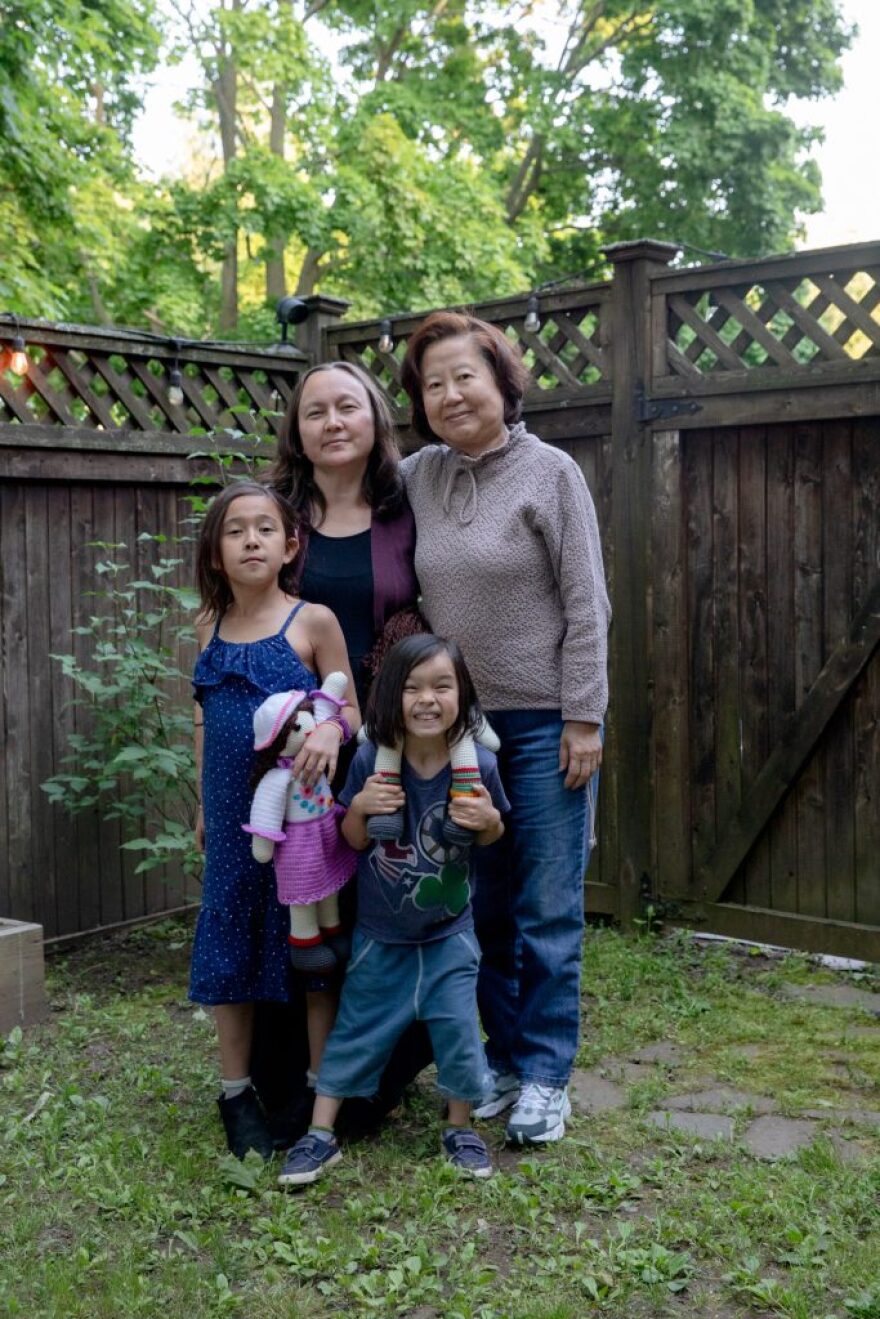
[317,927,488,1102]
[472,709,599,1088]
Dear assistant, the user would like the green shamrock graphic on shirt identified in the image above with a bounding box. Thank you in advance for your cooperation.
[412,861,470,916]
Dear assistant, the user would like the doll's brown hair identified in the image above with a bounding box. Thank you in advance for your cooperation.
[249,698,315,791]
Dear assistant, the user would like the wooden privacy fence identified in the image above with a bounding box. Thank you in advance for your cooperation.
[1,244,878,959]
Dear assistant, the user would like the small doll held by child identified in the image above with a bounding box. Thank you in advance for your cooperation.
[244,672,357,974]
[278,633,510,1186]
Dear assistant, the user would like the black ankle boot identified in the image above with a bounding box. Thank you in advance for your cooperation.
[218,1086,274,1160]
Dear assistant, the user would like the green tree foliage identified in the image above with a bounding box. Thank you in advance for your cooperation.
[2,0,853,328]
[0,0,162,317]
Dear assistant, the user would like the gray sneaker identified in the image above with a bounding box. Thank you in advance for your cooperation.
[473,1068,520,1119]
[505,1083,571,1145]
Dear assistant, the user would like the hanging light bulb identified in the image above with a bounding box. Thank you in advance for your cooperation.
[167,365,184,408]
[167,339,184,407]
[378,318,394,354]
[524,294,540,334]
[10,333,28,375]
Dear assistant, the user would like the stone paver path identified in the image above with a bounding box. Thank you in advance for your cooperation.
[572,982,880,1162]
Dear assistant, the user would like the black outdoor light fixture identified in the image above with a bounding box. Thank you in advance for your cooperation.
[523,293,541,334]
[275,295,310,343]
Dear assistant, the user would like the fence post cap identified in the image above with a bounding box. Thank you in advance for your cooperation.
[298,294,351,320]
[601,239,680,266]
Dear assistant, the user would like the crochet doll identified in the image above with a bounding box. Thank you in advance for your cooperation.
[243,672,356,973]
[366,715,501,847]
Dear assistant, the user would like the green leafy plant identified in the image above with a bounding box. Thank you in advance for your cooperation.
[41,538,202,879]
[41,430,274,881]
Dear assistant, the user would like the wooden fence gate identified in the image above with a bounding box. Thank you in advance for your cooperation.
[1,247,878,958]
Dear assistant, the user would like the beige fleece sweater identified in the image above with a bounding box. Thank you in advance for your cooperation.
[400,422,610,723]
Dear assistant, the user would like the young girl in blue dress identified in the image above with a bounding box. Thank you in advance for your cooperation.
[278,634,509,1186]
[190,481,359,1160]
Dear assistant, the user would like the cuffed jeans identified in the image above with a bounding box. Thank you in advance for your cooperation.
[317,927,488,1103]
[472,708,599,1088]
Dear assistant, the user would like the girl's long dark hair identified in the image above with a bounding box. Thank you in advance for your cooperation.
[195,481,299,622]
[365,634,482,749]
[269,362,404,527]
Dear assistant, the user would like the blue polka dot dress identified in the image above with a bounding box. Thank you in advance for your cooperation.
[189,602,316,1005]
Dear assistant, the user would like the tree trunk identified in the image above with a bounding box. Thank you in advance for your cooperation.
[214,1,239,334]
[295,247,324,296]
[265,79,287,304]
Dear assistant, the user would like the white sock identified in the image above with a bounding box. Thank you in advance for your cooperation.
[221,1075,251,1099]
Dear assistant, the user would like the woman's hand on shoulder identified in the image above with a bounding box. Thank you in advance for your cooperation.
[559,721,602,790]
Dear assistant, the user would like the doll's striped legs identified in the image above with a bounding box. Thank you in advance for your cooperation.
[443,732,480,847]
[366,742,405,841]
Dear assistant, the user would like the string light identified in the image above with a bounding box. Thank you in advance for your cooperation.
[10,333,28,376]
[523,294,540,334]
[378,319,394,354]
[167,339,184,407]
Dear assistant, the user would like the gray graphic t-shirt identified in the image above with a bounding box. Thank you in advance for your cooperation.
[338,742,509,944]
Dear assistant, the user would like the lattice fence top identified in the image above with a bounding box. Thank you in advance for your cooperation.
[0,320,306,438]
[325,286,612,407]
[659,261,880,382]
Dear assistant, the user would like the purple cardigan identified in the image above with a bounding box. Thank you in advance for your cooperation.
[293,498,418,638]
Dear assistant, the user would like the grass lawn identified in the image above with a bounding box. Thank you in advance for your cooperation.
[1,919,878,1318]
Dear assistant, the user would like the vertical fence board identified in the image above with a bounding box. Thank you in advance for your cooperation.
[685,434,716,882]
[0,489,14,916]
[25,486,55,930]
[852,420,880,925]
[2,484,33,920]
[596,430,617,901]
[737,427,771,908]
[69,486,103,932]
[115,483,143,924]
[46,484,80,939]
[792,423,826,917]
[651,429,691,897]
[823,420,856,921]
[713,429,742,899]
[764,427,799,913]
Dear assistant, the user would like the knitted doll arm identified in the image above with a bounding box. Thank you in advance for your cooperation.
[243,767,291,843]
[473,712,500,754]
[310,670,349,726]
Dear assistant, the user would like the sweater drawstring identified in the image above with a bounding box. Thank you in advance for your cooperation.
[442,463,478,525]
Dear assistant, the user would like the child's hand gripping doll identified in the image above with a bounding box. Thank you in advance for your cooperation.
[366,715,502,847]
[243,672,356,974]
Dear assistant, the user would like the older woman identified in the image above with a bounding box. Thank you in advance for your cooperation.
[400,311,610,1146]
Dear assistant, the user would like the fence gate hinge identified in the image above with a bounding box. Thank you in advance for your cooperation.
[636,388,702,423]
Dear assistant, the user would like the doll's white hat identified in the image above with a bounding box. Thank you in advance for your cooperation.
[252,690,308,751]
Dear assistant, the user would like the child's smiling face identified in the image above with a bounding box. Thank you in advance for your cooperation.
[402,652,460,742]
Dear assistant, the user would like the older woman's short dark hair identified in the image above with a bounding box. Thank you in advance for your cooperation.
[401,311,532,443]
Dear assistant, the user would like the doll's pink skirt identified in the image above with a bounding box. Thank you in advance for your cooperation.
[274,806,356,906]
